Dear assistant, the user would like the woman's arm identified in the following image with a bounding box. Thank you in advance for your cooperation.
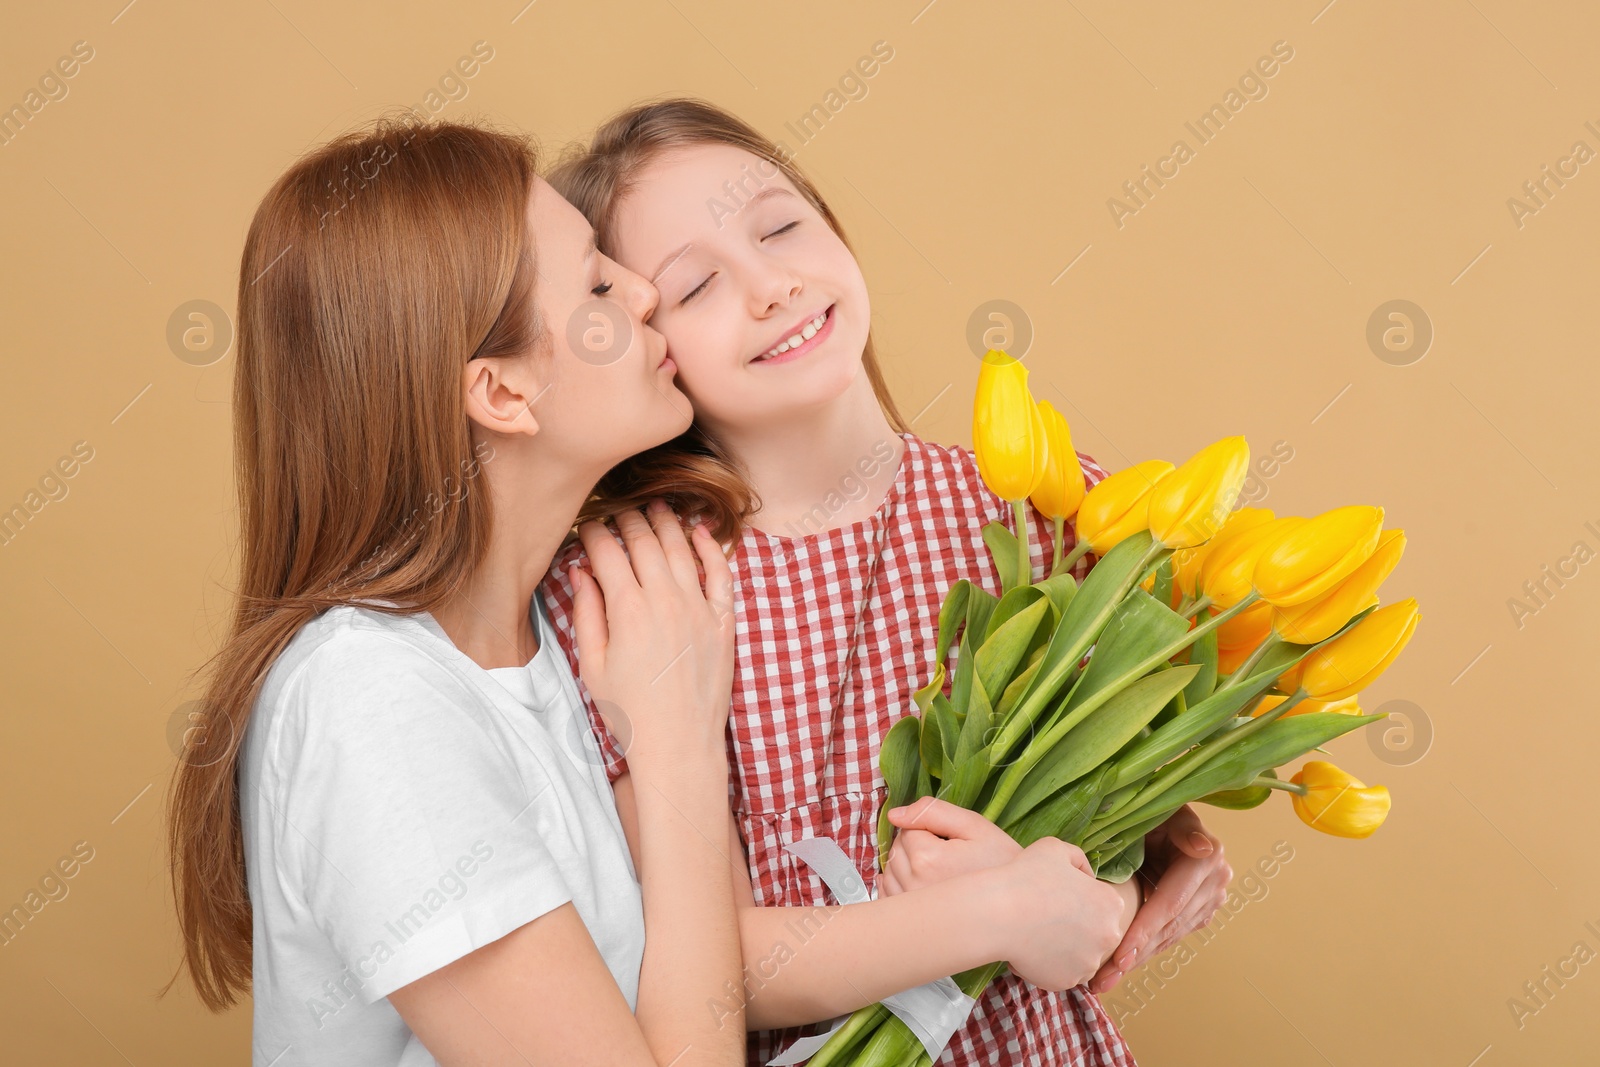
[393,505,747,1064]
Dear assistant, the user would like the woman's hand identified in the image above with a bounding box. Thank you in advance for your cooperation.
[1088,804,1232,995]
[878,798,1022,897]
[569,501,735,774]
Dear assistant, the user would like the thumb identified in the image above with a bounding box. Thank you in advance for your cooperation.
[569,563,608,674]
[886,797,996,841]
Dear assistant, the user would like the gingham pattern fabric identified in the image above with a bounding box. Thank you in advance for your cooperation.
[539,433,1134,1067]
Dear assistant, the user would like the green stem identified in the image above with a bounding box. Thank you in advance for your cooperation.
[1218,632,1283,692]
[1051,515,1065,575]
[984,590,1263,821]
[1176,594,1213,620]
[1014,500,1032,589]
[1258,775,1307,794]
[1081,686,1308,847]
[1054,535,1094,577]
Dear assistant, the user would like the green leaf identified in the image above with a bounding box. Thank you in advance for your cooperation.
[997,664,1201,826]
[1036,571,1079,620]
[976,598,1053,708]
[982,521,1021,594]
[1065,588,1193,713]
[998,532,1161,747]
[938,744,995,809]
[1005,765,1111,848]
[1141,711,1385,818]
[935,580,973,666]
[877,715,923,866]
[1107,668,1281,790]
[1182,626,1219,708]
[911,663,946,716]
[964,585,1000,653]
[954,660,998,764]
[996,657,1044,723]
[919,702,946,782]
[1200,768,1278,810]
[1090,835,1146,883]
[1151,556,1175,613]
[984,584,1049,642]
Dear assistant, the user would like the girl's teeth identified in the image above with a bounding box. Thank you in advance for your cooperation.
[761,309,831,359]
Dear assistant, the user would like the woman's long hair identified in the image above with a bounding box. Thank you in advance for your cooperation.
[165,116,543,1010]
[549,98,909,542]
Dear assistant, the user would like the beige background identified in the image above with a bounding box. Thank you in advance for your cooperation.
[2,0,1596,1063]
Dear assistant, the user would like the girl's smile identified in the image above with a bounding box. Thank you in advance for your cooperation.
[751,304,834,366]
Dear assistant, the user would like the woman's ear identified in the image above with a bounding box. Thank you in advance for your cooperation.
[462,355,543,439]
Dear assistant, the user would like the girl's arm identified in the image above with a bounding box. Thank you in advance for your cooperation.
[612,773,1128,1031]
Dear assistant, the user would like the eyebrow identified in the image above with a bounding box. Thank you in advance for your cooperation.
[649,186,801,284]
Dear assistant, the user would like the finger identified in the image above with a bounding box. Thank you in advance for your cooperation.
[1088,961,1125,995]
[1164,804,1216,858]
[612,507,673,588]
[886,797,1006,842]
[879,869,901,897]
[644,498,700,589]
[690,521,734,622]
[578,521,640,602]
[569,562,608,675]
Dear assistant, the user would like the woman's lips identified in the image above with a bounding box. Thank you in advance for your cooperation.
[753,305,835,367]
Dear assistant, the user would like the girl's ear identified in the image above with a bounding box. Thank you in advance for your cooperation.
[462,355,543,439]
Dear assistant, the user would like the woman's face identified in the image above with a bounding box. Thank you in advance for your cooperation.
[608,144,872,435]
[525,176,691,471]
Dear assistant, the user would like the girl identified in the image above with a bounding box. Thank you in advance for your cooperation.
[165,117,752,1066]
[540,100,1234,1065]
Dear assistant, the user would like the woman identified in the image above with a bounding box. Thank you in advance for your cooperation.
[540,99,1235,1065]
[164,116,751,1065]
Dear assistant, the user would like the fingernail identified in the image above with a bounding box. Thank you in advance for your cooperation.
[1118,949,1136,969]
[1188,831,1212,854]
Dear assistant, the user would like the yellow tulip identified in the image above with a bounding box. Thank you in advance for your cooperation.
[1249,692,1362,719]
[1030,401,1087,521]
[1177,507,1276,600]
[1253,505,1385,607]
[1199,516,1307,609]
[1073,459,1174,555]
[1146,436,1251,549]
[1296,598,1420,700]
[1273,530,1407,644]
[1215,600,1273,673]
[1290,760,1391,838]
[974,349,1049,501]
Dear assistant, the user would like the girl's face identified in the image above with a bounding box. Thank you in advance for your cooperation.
[526,176,692,471]
[608,144,872,434]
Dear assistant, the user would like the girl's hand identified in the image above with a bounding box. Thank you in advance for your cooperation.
[569,501,735,774]
[1088,804,1232,995]
[878,798,1022,897]
[986,838,1127,992]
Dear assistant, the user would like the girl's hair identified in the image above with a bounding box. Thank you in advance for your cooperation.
[549,98,909,542]
[165,115,542,1010]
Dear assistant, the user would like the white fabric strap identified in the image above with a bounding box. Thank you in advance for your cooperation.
[764,836,979,1065]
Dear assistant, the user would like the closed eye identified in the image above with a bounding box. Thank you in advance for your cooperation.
[680,274,713,305]
[591,280,614,296]
[765,221,800,238]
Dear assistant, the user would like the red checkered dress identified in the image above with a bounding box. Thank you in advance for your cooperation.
[539,432,1135,1067]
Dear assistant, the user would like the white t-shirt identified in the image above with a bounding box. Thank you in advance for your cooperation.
[239,597,645,1066]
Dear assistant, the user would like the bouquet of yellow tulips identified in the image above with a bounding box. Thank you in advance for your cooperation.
[803,350,1419,1067]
